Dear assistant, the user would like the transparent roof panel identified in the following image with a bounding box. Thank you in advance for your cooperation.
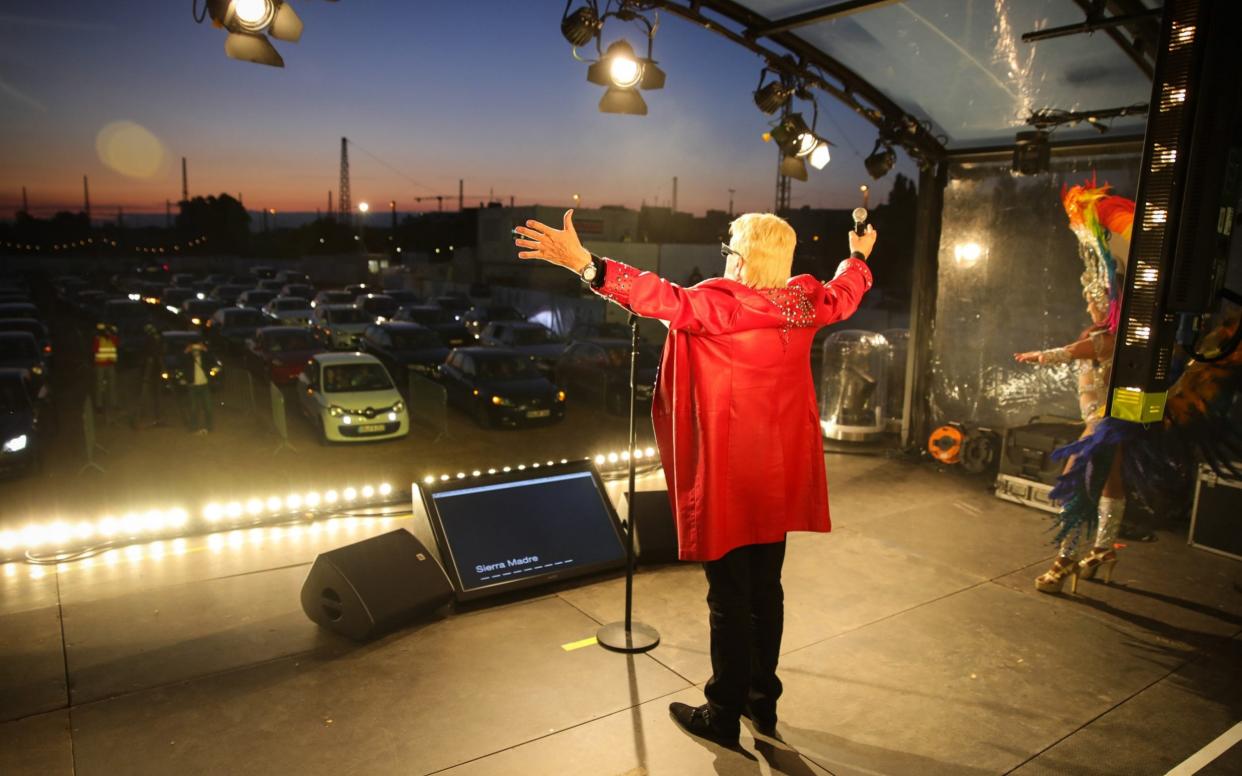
[741,0,1155,147]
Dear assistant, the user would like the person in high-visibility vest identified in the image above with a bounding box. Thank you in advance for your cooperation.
[92,323,119,413]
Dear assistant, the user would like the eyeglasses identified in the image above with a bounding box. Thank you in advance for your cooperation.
[720,243,744,261]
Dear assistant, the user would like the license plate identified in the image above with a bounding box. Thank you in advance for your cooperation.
[526,409,551,418]
[358,423,386,433]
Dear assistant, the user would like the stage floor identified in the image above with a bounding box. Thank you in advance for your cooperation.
[1,453,1239,776]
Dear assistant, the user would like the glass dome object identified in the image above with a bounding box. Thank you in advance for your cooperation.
[819,330,891,441]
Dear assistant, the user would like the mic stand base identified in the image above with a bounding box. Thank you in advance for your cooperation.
[596,620,660,653]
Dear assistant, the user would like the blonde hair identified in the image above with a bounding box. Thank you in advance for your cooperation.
[728,212,796,289]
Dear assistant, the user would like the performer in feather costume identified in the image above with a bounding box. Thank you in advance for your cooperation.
[1017,178,1242,594]
[1014,179,1133,593]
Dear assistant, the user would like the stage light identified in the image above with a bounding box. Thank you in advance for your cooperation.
[609,49,642,88]
[230,0,275,33]
[1011,130,1049,176]
[204,503,223,522]
[780,154,809,182]
[809,140,831,170]
[424,476,435,485]
[168,509,189,528]
[954,242,985,267]
[754,79,792,115]
[584,39,665,116]
[561,5,602,47]
[645,446,655,456]
[769,113,813,158]
[324,490,339,504]
[864,142,897,179]
[247,498,263,515]
[343,487,357,501]
[286,493,302,510]
[226,502,243,518]
[266,496,282,512]
[204,0,306,68]
[361,485,375,499]
[305,491,321,507]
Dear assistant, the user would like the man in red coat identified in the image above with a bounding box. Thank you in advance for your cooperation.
[515,210,875,746]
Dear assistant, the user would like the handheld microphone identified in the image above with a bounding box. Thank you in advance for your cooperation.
[852,207,868,236]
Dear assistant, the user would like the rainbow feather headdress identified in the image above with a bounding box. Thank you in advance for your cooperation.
[1061,176,1135,333]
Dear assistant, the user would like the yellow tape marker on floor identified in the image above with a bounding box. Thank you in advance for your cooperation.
[561,636,598,652]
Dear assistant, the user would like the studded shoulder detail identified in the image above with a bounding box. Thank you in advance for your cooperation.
[758,285,816,345]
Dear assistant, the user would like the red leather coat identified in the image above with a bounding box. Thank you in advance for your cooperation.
[594,257,873,561]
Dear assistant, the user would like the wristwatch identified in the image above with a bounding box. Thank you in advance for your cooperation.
[580,254,605,288]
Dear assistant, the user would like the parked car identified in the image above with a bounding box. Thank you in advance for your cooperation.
[0,319,51,360]
[249,265,276,280]
[461,303,524,338]
[0,369,45,476]
[209,284,250,305]
[205,306,267,352]
[355,293,399,323]
[158,332,223,392]
[160,287,196,311]
[204,273,231,286]
[191,280,216,296]
[311,289,354,309]
[102,299,151,360]
[280,283,315,300]
[296,352,408,443]
[264,296,315,326]
[312,304,371,350]
[361,322,449,379]
[433,293,472,320]
[438,347,565,429]
[0,302,41,322]
[245,326,323,385]
[256,278,284,292]
[180,299,226,329]
[384,289,421,306]
[394,304,471,347]
[237,289,278,309]
[275,270,309,286]
[0,332,50,397]
[556,339,658,414]
[343,283,370,297]
[569,320,636,341]
[170,273,196,288]
[478,321,568,375]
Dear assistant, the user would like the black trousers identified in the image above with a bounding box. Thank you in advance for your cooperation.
[702,538,787,723]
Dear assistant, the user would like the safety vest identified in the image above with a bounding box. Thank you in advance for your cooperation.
[94,335,118,366]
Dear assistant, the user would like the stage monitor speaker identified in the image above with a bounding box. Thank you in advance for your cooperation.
[300,529,453,641]
[414,459,626,602]
[625,490,680,564]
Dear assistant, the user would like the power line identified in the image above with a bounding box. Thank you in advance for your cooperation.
[345,138,441,194]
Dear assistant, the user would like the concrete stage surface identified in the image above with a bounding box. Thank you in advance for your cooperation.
[1,453,1239,776]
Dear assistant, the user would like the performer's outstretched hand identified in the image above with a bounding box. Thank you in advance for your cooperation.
[514,209,592,272]
[1014,351,1044,364]
[849,224,877,260]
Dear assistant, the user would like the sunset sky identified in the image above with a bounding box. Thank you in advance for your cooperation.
[0,1,914,219]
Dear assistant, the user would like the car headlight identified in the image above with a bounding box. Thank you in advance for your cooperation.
[161,371,170,380]
[328,405,346,417]
[190,317,201,325]
[387,412,397,421]
[2,434,27,453]
[557,390,566,402]
[209,367,220,377]
[491,395,513,406]
[31,365,43,375]
[391,401,405,414]
[342,415,353,425]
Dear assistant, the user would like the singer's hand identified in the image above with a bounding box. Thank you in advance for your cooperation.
[513,209,592,272]
[849,224,877,260]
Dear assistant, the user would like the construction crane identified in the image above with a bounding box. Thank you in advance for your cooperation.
[411,182,511,212]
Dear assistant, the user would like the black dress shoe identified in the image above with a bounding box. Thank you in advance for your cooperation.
[742,703,777,737]
[668,702,740,747]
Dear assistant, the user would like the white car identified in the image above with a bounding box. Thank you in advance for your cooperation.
[313,304,371,349]
[297,352,408,443]
[263,296,314,326]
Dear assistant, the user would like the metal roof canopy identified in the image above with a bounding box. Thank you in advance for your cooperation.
[650,0,1157,159]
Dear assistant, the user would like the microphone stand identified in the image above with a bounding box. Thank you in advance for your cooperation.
[597,313,660,653]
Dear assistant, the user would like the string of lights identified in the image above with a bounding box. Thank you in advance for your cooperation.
[0,236,208,254]
[0,447,661,565]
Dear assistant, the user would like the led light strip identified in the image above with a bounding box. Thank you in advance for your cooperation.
[2,447,662,563]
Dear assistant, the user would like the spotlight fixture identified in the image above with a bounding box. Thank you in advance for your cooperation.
[203,0,305,68]
[769,112,814,157]
[1012,130,1051,175]
[864,140,897,179]
[586,39,665,115]
[753,68,793,115]
[780,154,809,182]
[569,2,666,116]
[808,140,831,170]
[561,4,603,47]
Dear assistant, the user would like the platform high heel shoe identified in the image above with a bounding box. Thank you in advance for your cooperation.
[1077,547,1118,583]
[1035,556,1081,594]
[1078,496,1124,586]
